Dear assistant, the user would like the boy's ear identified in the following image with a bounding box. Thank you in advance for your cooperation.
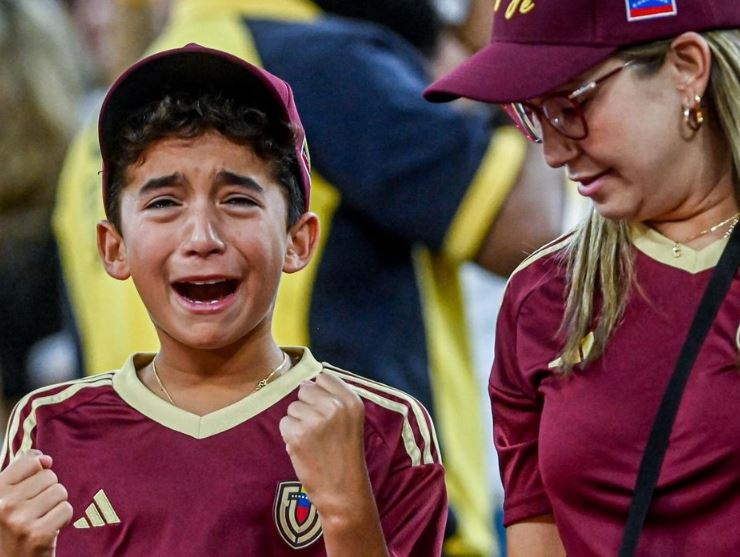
[97,220,131,280]
[283,212,320,274]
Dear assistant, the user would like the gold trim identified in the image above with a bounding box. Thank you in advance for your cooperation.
[4,375,114,463]
[508,232,572,280]
[326,367,438,465]
[631,223,727,274]
[112,348,322,439]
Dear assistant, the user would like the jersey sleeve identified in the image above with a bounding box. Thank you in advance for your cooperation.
[489,278,553,526]
[373,431,447,557]
[0,394,39,470]
[325,366,447,555]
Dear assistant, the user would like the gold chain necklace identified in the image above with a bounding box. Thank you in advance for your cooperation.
[151,351,291,406]
[672,212,740,258]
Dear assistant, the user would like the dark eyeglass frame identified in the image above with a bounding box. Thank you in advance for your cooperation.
[505,61,635,143]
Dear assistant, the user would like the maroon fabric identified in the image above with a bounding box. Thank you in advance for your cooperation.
[490,243,740,556]
[3,364,446,556]
[99,44,312,214]
[425,0,740,103]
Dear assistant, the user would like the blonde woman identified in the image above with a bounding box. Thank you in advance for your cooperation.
[427,1,740,556]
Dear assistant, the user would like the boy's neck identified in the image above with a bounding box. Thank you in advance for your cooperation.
[139,335,289,415]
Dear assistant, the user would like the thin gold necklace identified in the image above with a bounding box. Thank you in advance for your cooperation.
[672,212,739,258]
[151,351,291,406]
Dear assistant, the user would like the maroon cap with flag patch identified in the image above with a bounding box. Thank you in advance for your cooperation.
[99,43,311,215]
[425,0,740,104]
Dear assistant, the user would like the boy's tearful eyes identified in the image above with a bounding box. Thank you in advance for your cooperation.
[172,279,240,303]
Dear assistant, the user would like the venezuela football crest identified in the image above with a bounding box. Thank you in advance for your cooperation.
[274,481,323,549]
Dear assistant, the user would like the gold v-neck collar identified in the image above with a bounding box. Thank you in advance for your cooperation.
[631,223,728,274]
[113,347,321,439]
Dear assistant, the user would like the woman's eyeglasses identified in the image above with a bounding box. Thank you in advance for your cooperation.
[505,61,634,143]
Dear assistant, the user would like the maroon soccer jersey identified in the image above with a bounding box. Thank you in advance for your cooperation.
[2,347,446,556]
[491,226,740,556]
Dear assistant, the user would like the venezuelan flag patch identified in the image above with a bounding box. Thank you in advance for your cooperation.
[626,0,677,21]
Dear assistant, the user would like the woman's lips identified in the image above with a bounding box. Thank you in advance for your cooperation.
[575,171,610,198]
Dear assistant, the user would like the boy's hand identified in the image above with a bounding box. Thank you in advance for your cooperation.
[0,450,73,557]
[279,374,390,556]
[279,373,368,515]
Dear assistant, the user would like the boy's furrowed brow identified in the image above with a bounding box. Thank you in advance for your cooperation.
[139,173,181,195]
[216,170,265,194]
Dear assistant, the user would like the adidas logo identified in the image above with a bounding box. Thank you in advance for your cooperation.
[73,489,121,529]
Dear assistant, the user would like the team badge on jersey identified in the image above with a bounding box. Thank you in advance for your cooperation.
[274,481,323,549]
[625,0,677,21]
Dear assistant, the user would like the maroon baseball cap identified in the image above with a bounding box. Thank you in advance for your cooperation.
[99,43,311,215]
[425,0,740,103]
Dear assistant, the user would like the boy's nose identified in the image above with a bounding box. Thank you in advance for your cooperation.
[182,210,226,257]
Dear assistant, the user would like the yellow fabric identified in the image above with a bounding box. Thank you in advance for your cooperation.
[171,0,318,22]
[53,125,158,373]
[273,173,341,346]
[443,127,526,263]
[630,222,727,274]
[414,248,495,556]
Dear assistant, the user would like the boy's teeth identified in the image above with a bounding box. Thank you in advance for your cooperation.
[173,279,238,302]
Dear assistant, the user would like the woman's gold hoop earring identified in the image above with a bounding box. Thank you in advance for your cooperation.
[683,94,704,131]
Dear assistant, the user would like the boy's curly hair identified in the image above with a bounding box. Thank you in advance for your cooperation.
[106,92,304,230]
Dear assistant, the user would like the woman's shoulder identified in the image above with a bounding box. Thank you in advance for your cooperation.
[504,232,572,307]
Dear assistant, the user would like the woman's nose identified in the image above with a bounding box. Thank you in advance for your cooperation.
[541,121,579,169]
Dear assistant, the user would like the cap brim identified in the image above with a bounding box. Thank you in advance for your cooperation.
[424,41,618,103]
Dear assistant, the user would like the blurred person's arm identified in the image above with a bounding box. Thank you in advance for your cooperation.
[507,516,566,557]
[262,25,565,277]
[433,0,565,276]
[476,141,564,276]
[455,0,494,53]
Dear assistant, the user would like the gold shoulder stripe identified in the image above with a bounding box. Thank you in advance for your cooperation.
[325,365,438,460]
[324,366,439,466]
[508,232,572,281]
[0,401,23,468]
[3,373,114,466]
[8,376,114,461]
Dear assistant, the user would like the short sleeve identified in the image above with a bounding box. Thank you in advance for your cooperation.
[0,395,37,470]
[328,365,448,555]
[369,424,447,557]
[489,281,553,526]
[377,454,447,556]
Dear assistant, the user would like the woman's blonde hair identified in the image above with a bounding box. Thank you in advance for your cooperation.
[557,29,740,374]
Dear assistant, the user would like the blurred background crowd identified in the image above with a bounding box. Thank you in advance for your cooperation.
[0,0,586,555]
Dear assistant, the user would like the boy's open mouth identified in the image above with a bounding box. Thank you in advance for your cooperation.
[172,279,240,304]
